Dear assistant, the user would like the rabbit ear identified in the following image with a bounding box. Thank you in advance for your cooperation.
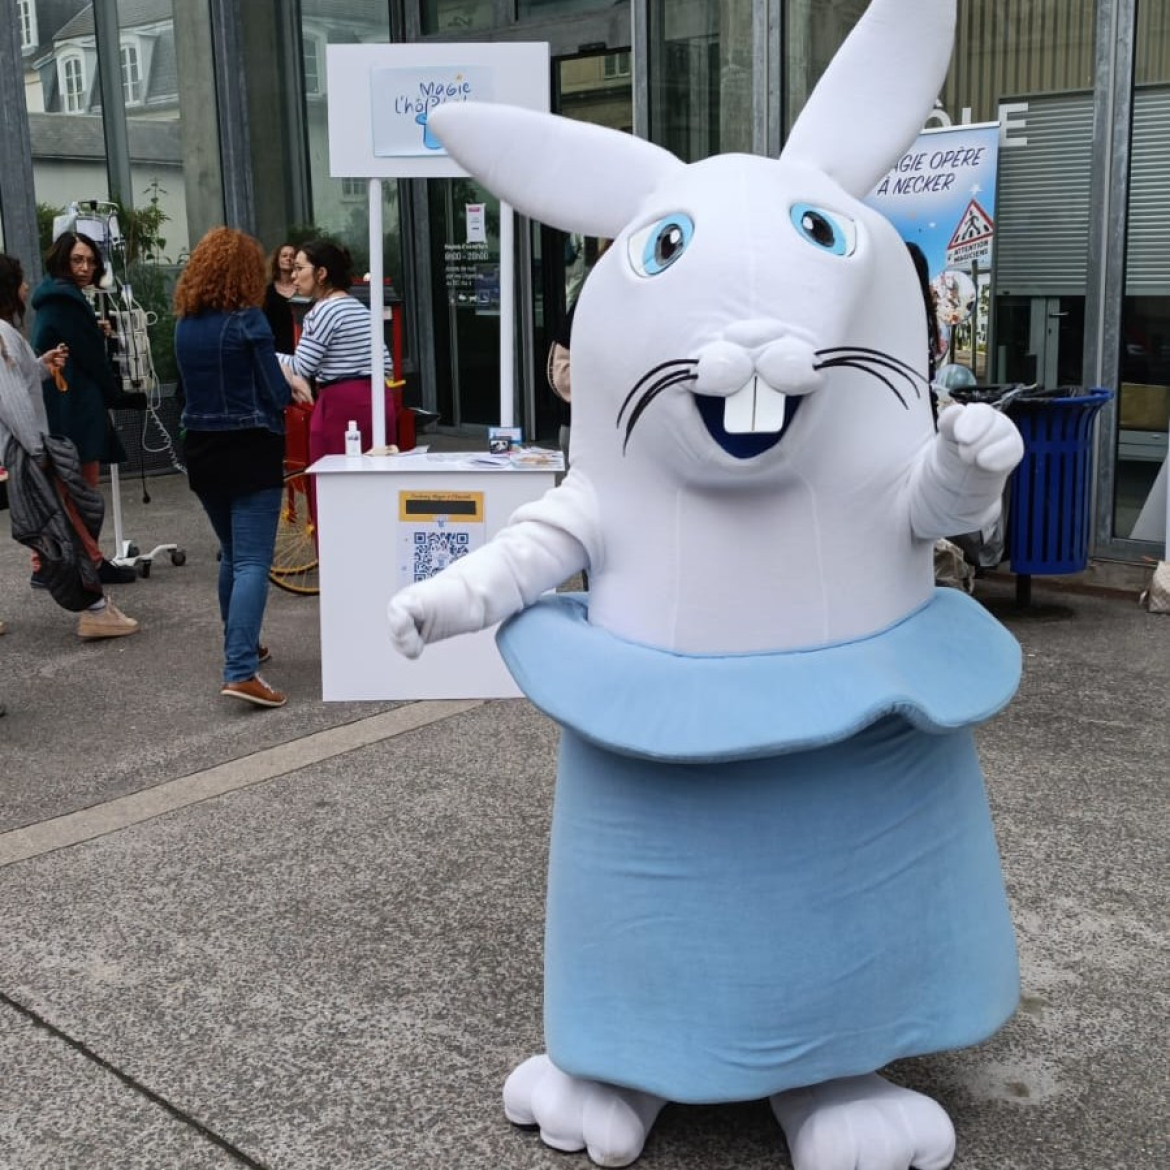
[427,103,683,238]
[782,0,956,197]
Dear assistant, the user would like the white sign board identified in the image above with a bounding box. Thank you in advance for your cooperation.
[327,43,550,179]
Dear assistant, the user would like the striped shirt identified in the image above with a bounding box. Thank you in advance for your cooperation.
[279,293,391,384]
[0,320,50,458]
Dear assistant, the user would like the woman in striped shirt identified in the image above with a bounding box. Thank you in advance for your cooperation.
[278,239,394,472]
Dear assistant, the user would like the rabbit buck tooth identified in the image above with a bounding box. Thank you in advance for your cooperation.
[723,377,788,434]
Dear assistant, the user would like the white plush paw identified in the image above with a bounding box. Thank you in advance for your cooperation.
[386,591,426,658]
[938,402,1024,474]
[503,1054,666,1168]
[770,1073,956,1170]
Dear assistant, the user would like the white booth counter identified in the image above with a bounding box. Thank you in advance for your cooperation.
[311,450,563,700]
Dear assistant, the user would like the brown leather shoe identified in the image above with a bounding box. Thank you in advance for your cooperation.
[77,600,140,639]
[257,644,271,665]
[220,674,287,708]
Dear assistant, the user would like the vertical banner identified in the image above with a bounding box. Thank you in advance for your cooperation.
[866,123,1000,379]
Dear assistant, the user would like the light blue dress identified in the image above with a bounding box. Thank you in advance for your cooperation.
[497,588,1021,1104]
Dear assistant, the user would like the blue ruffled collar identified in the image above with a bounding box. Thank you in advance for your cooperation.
[496,589,1020,762]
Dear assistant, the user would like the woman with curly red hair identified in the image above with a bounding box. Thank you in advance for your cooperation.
[174,227,310,709]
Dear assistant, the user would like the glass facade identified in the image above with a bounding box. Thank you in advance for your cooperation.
[238,3,400,291]
[422,0,496,35]
[11,0,217,384]
[651,0,754,160]
[0,0,1166,560]
[429,176,502,428]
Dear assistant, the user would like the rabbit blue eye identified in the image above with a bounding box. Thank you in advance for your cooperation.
[790,203,857,256]
[627,214,695,278]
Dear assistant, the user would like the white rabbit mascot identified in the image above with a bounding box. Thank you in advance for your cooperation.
[387,0,1025,1166]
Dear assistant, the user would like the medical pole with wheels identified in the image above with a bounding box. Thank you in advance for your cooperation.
[100,288,187,577]
[55,197,187,577]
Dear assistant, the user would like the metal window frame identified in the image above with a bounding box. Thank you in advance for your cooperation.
[0,0,39,278]
[754,0,782,157]
[208,0,254,232]
[1084,0,1154,559]
[18,0,35,51]
[121,42,143,106]
[61,52,87,112]
[632,0,649,138]
[94,1,132,204]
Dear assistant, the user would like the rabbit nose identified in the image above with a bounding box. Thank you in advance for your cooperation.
[693,340,755,392]
[756,336,823,397]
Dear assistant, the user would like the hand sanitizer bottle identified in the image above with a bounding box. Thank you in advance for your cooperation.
[344,420,362,457]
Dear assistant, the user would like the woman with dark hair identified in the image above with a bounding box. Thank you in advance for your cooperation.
[29,230,137,585]
[0,252,138,640]
[175,227,310,709]
[262,241,298,353]
[278,238,393,474]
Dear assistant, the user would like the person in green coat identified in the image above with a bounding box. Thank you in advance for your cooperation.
[30,231,138,586]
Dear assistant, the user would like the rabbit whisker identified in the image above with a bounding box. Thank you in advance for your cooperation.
[815,346,927,397]
[814,357,909,409]
[816,345,927,380]
[622,369,698,453]
[617,358,699,427]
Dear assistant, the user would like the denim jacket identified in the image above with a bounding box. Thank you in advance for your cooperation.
[175,307,290,434]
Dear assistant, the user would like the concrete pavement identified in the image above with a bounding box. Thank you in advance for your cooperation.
[1,471,1166,1169]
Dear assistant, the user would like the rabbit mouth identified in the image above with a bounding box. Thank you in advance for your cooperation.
[694,382,800,458]
[616,359,799,458]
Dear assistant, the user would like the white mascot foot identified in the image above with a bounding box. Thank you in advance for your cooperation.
[770,1073,956,1170]
[503,1054,666,1168]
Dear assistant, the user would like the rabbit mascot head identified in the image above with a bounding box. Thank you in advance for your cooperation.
[388,0,1025,1166]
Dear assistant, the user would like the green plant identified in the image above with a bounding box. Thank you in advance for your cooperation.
[115,179,171,265]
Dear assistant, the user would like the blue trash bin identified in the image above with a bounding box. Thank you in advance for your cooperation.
[1006,387,1113,599]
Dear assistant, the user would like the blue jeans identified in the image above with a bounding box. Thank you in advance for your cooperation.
[196,487,282,684]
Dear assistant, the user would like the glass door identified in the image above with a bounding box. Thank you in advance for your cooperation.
[1115,296,1170,539]
[993,296,1085,388]
[1113,44,1170,543]
[428,178,502,429]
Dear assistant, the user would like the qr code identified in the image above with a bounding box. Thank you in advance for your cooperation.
[412,530,471,582]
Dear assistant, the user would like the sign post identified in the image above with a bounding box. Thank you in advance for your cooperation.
[499,201,515,428]
[368,178,386,446]
[325,43,550,441]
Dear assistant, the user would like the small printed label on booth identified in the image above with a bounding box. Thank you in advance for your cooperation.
[397,491,487,587]
[398,491,484,522]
